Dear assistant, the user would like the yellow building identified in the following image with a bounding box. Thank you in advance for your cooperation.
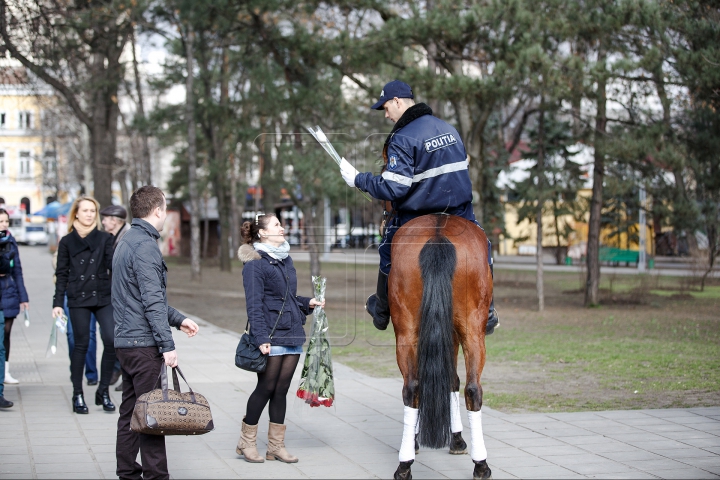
[0,67,66,214]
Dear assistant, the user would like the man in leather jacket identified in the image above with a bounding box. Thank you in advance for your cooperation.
[339,80,499,334]
[113,186,199,479]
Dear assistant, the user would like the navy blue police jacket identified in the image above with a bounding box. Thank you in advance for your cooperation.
[239,244,312,348]
[354,103,476,224]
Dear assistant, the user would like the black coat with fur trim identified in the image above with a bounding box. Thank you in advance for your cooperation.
[53,227,114,308]
[239,244,312,347]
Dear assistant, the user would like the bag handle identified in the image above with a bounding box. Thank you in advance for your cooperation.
[245,264,290,343]
[156,364,197,403]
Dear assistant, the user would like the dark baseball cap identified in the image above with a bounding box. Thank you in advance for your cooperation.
[371,80,414,110]
[99,204,127,219]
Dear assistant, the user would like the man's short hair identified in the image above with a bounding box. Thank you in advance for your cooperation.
[130,186,165,219]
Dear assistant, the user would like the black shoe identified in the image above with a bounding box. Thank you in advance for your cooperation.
[87,379,98,386]
[109,369,122,386]
[486,302,499,336]
[96,388,115,412]
[115,383,123,392]
[366,271,390,330]
[0,396,13,408]
[72,394,89,414]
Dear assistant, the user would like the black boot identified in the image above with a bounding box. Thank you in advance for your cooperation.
[366,271,390,330]
[0,395,13,408]
[486,263,499,335]
[72,393,89,414]
[96,387,115,412]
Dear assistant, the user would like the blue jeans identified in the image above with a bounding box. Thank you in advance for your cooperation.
[0,310,5,397]
[64,296,98,383]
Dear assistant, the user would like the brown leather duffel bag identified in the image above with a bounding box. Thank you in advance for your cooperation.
[130,365,214,436]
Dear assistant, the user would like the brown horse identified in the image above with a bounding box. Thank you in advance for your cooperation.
[388,213,492,480]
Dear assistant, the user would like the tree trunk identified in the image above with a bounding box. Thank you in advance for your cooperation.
[185,26,202,282]
[88,50,119,209]
[131,29,152,185]
[217,182,232,271]
[230,153,240,254]
[585,47,607,307]
[301,200,322,278]
[536,107,545,312]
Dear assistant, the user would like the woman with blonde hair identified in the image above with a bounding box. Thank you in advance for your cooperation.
[52,196,116,414]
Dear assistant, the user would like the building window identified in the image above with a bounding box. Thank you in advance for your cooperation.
[19,151,32,177]
[19,111,33,129]
[0,152,5,176]
[44,150,57,175]
[0,113,5,128]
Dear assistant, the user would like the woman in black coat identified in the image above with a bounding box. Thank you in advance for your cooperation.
[235,213,324,464]
[52,196,116,414]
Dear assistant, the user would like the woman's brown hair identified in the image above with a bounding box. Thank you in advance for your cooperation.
[67,196,101,233]
[240,213,276,245]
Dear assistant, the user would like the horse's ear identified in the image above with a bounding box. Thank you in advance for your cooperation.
[238,244,261,263]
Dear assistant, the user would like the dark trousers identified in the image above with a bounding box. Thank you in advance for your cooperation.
[68,304,115,394]
[116,347,168,480]
[66,294,98,382]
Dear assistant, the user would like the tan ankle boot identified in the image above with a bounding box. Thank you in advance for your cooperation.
[236,419,264,463]
[266,422,298,463]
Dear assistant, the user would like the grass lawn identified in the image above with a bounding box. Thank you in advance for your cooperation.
[166,256,720,413]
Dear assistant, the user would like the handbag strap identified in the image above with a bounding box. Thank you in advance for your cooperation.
[156,364,197,403]
[245,263,291,342]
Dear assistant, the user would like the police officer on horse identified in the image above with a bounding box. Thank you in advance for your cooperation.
[339,80,499,334]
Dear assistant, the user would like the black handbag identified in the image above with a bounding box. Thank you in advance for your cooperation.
[235,277,289,373]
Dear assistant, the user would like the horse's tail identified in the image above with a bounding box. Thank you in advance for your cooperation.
[417,235,456,449]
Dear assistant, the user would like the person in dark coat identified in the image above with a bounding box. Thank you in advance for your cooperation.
[0,208,29,386]
[235,213,324,464]
[52,196,116,414]
[113,186,199,480]
[100,204,131,390]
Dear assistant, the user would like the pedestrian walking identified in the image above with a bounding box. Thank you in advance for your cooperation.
[235,213,324,463]
[113,186,199,480]
[52,196,116,414]
[0,208,29,385]
[100,204,131,390]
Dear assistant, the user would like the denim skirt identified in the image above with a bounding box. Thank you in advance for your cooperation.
[269,345,303,356]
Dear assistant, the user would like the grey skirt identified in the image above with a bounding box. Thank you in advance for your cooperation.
[269,345,303,356]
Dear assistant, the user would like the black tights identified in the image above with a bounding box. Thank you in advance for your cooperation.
[244,354,300,425]
[69,304,116,395]
[3,317,14,360]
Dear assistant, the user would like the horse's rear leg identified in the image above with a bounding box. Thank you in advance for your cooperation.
[464,327,492,479]
[395,339,418,479]
[450,348,468,455]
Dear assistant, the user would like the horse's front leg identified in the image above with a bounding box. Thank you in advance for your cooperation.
[394,336,418,480]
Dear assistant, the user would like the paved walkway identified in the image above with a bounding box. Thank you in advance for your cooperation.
[1,246,719,479]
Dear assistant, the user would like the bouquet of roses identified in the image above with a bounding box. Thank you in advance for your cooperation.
[296,276,335,407]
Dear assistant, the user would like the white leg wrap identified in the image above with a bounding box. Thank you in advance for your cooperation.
[467,410,488,462]
[399,406,419,462]
[450,392,463,433]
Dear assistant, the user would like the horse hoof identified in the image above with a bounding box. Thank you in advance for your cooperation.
[449,431,468,454]
[394,460,413,480]
[473,459,492,479]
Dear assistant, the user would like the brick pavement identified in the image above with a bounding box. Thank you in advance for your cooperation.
[1,246,719,479]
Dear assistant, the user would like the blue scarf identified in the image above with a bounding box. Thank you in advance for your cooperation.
[254,241,290,260]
